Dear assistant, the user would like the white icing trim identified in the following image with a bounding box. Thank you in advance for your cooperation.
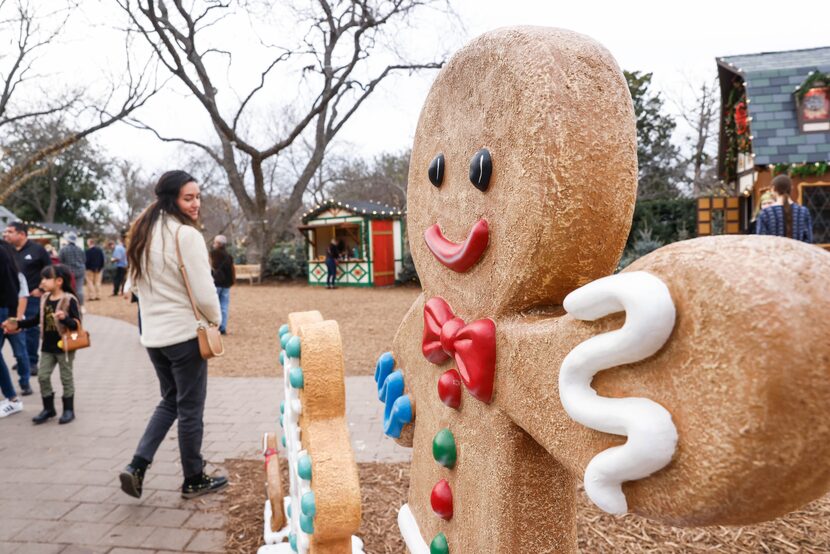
[282,348,310,553]
[263,498,291,545]
[397,504,429,554]
[559,271,678,514]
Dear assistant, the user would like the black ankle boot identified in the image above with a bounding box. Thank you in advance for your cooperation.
[32,394,56,424]
[119,457,150,498]
[181,472,229,499]
[58,396,75,424]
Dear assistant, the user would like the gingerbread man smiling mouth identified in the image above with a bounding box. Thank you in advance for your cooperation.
[372,25,830,554]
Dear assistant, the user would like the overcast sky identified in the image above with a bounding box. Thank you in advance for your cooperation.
[20,0,830,177]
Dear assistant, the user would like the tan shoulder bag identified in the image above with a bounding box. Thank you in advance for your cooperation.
[175,227,225,359]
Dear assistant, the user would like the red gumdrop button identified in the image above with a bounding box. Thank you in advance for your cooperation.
[430,479,453,520]
[437,369,462,409]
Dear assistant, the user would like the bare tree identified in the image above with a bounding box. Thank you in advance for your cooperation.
[0,0,159,201]
[115,0,448,263]
[674,78,721,196]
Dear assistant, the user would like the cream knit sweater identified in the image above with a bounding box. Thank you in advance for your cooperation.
[133,215,221,348]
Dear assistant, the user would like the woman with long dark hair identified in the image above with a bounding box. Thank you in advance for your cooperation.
[118,170,226,500]
[756,174,814,243]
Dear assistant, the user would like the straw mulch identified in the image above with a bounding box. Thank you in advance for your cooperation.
[224,458,830,554]
[86,282,419,377]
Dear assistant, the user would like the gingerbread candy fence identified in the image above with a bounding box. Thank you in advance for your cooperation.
[258,312,364,554]
[373,26,830,554]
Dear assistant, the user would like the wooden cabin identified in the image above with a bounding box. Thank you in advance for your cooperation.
[700,47,830,248]
[299,199,405,287]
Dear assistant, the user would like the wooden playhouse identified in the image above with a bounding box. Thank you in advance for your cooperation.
[299,199,405,287]
[700,46,830,248]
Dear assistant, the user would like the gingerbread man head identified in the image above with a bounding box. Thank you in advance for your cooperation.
[407,26,637,317]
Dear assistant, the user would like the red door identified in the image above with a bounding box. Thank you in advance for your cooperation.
[371,220,394,286]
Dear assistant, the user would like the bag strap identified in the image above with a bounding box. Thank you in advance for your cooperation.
[175,227,205,325]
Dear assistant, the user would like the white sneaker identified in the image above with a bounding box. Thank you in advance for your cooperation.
[0,399,22,418]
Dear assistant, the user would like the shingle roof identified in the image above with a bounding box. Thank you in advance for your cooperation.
[301,199,404,223]
[717,47,830,166]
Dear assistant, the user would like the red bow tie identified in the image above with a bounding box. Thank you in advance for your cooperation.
[422,297,496,404]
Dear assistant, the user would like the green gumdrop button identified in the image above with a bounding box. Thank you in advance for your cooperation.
[301,491,316,517]
[279,324,289,337]
[432,428,457,469]
[298,455,312,480]
[430,532,449,554]
[280,333,291,349]
[286,336,302,358]
[289,367,304,388]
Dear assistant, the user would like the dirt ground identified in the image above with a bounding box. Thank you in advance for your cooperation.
[84,282,420,377]
[224,457,830,554]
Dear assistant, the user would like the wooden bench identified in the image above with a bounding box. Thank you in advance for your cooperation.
[235,264,262,285]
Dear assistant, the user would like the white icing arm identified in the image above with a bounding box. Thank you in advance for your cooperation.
[398,504,430,554]
[559,271,678,514]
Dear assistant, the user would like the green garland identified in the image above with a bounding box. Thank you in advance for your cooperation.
[795,71,830,102]
[772,162,830,177]
[723,81,751,183]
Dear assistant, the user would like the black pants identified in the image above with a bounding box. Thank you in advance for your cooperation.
[134,338,207,478]
[326,258,337,286]
[113,266,126,295]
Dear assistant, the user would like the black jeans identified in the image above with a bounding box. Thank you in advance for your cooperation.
[113,266,126,295]
[326,258,337,286]
[134,338,207,478]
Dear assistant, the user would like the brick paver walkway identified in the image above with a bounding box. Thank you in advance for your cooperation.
[0,314,410,553]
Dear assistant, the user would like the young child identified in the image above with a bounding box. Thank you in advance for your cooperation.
[2,264,81,424]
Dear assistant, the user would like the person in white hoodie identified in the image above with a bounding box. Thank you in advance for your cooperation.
[118,170,227,500]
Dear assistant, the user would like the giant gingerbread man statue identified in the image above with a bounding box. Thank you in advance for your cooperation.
[373,27,830,553]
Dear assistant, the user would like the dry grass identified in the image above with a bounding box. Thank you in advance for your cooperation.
[224,458,830,554]
[85,282,420,377]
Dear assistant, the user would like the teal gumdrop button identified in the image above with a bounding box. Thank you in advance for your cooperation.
[300,513,314,534]
[279,351,285,366]
[430,532,449,554]
[279,415,284,427]
[279,324,290,337]
[286,335,302,358]
[281,435,286,447]
[301,491,316,517]
[280,333,292,349]
[287,504,292,518]
[432,428,457,469]
[289,532,297,551]
[280,401,285,415]
[289,366,304,389]
[298,455,312,480]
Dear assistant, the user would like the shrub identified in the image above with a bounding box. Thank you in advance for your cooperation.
[396,252,420,285]
[265,241,307,279]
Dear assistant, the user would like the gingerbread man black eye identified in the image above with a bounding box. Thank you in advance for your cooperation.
[469,148,492,192]
[428,153,445,187]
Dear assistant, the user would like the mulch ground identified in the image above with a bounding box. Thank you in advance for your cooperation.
[85,282,420,377]
[223,458,830,554]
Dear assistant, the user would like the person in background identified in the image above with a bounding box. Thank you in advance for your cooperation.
[0,239,24,417]
[59,232,86,306]
[2,264,81,425]
[85,238,105,301]
[325,238,339,289]
[44,243,60,265]
[756,174,814,243]
[119,170,226,501]
[749,191,776,234]
[111,236,128,296]
[209,235,235,335]
[0,239,32,397]
[3,221,51,377]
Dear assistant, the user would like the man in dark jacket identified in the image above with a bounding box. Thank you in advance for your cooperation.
[85,238,105,301]
[209,235,235,335]
[3,222,50,373]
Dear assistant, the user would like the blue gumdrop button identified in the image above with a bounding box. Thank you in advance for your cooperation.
[374,352,396,399]
[287,504,292,518]
[289,532,297,551]
[279,351,285,366]
[300,513,314,534]
[380,370,405,435]
[280,401,285,415]
[286,335,302,359]
[298,455,312,480]
[301,491,316,517]
[289,367,304,389]
[279,324,290,337]
[280,333,291,349]
[384,394,413,438]
[281,435,286,447]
